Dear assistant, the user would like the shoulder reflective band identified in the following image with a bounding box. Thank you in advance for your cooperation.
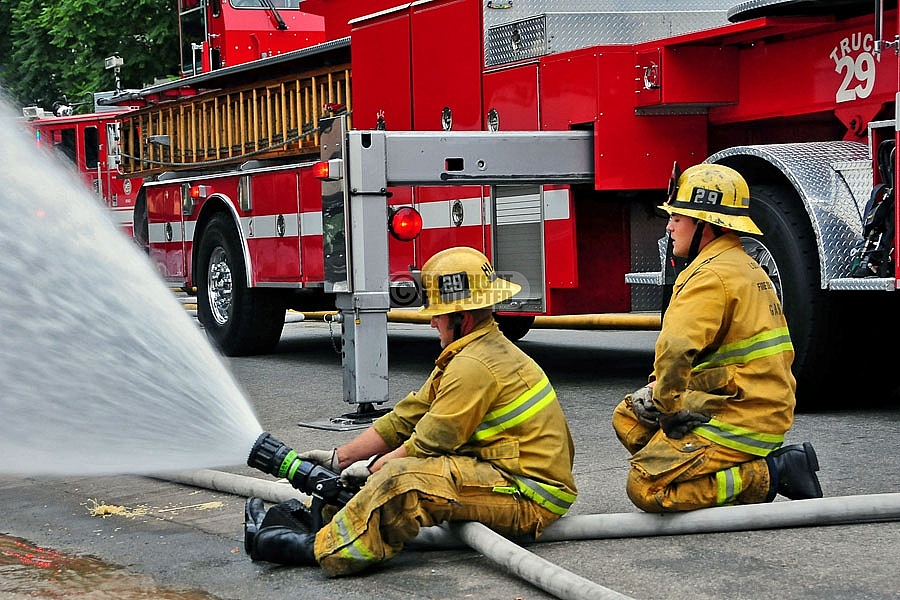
[512,475,576,515]
[692,327,793,371]
[471,375,555,441]
[694,418,784,456]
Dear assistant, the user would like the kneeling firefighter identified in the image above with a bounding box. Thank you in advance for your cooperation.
[612,163,823,512]
[244,246,578,576]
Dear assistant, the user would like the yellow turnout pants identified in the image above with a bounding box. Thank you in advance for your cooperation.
[314,455,559,576]
[612,399,772,512]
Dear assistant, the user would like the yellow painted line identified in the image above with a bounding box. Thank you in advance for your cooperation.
[174,292,660,330]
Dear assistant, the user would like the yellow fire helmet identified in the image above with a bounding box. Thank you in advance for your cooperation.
[658,163,763,235]
[419,246,521,316]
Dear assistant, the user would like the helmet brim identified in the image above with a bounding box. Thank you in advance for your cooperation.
[658,203,763,235]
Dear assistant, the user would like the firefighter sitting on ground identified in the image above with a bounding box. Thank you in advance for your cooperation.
[612,163,823,512]
[243,246,578,576]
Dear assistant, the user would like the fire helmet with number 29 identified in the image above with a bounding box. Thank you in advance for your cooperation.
[419,247,521,316]
[658,163,762,235]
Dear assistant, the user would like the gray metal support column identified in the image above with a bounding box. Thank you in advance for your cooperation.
[336,128,391,408]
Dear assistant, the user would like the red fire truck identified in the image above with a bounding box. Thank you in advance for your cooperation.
[104,0,900,412]
[24,100,141,237]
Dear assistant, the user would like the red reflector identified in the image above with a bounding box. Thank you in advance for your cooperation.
[389,206,423,241]
[313,161,330,179]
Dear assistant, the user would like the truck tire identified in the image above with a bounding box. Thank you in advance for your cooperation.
[742,185,831,408]
[196,213,286,356]
[744,185,900,408]
[494,314,534,342]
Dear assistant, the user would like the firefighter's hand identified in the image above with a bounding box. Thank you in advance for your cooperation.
[339,456,378,488]
[297,448,340,473]
[628,385,661,428]
[659,410,710,439]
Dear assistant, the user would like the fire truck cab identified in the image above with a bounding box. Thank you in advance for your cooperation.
[177,0,326,76]
[25,100,140,237]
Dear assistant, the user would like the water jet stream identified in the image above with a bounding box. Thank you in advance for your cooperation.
[0,95,263,476]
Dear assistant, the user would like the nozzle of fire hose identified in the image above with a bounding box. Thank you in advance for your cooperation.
[247,432,356,507]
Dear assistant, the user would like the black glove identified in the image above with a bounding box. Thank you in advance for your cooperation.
[659,410,710,439]
[628,385,661,428]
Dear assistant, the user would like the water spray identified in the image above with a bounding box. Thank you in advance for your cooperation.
[0,95,262,476]
[247,432,358,529]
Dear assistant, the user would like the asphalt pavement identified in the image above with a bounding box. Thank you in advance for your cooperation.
[2,321,900,600]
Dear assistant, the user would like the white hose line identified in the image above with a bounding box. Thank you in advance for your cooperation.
[156,469,311,504]
[541,492,900,541]
[450,521,635,600]
[415,493,900,547]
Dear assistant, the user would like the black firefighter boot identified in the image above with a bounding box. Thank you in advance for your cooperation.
[244,497,267,554]
[765,442,824,501]
[250,526,318,566]
[245,498,313,556]
[249,498,318,566]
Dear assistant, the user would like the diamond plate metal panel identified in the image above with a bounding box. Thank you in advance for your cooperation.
[484,1,735,67]
[829,277,897,291]
[487,16,546,65]
[727,0,790,20]
[708,142,870,286]
[726,0,856,22]
[627,204,666,311]
[483,0,738,29]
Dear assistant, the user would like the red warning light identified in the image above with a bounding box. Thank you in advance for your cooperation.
[389,206,423,241]
[313,159,342,180]
[313,160,330,179]
[189,185,212,199]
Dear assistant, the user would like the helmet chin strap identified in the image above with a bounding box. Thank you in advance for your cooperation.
[687,220,728,261]
[687,221,706,262]
[449,312,464,342]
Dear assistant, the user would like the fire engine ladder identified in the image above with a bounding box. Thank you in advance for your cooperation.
[116,64,352,177]
[305,115,594,430]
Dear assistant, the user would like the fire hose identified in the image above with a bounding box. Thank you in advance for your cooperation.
[159,433,900,600]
